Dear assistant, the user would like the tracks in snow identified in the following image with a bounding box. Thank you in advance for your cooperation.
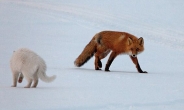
[5,0,184,51]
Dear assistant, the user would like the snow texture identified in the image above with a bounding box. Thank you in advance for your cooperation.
[0,0,184,110]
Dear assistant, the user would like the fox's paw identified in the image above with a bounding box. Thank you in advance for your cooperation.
[139,71,148,73]
[98,60,102,68]
[105,69,110,72]
[95,68,101,70]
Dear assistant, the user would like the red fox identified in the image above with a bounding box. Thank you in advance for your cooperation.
[74,31,147,73]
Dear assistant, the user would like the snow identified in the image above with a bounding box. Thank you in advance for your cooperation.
[0,0,184,110]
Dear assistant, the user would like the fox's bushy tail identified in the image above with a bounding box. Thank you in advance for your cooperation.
[74,34,99,67]
[38,68,56,83]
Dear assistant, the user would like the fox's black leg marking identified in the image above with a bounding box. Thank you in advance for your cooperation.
[95,56,102,70]
[98,60,102,68]
[105,52,117,71]
[129,56,147,73]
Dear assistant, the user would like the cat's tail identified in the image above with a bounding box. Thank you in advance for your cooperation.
[38,68,56,83]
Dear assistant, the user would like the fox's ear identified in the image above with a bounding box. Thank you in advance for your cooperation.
[127,37,133,45]
[138,37,144,46]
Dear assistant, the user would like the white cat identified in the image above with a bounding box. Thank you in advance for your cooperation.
[10,48,56,88]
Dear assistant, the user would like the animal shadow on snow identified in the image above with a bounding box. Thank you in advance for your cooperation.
[73,68,139,74]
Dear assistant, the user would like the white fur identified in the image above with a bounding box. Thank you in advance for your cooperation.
[127,51,142,57]
[127,51,132,56]
[10,48,56,88]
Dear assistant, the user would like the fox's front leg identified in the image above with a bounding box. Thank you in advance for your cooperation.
[129,56,147,73]
[105,51,117,71]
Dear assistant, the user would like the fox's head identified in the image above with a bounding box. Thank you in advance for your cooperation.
[127,37,144,57]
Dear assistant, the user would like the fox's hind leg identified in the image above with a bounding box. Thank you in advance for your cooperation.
[94,54,102,70]
[11,71,19,87]
[95,46,110,70]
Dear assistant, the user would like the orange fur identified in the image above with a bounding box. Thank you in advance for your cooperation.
[74,35,98,67]
[74,31,147,73]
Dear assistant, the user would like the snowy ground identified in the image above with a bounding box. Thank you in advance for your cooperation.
[0,0,184,110]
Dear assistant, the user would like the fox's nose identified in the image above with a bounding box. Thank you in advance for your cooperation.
[132,55,136,57]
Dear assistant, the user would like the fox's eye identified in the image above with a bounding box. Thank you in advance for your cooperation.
[136,48,139,51]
